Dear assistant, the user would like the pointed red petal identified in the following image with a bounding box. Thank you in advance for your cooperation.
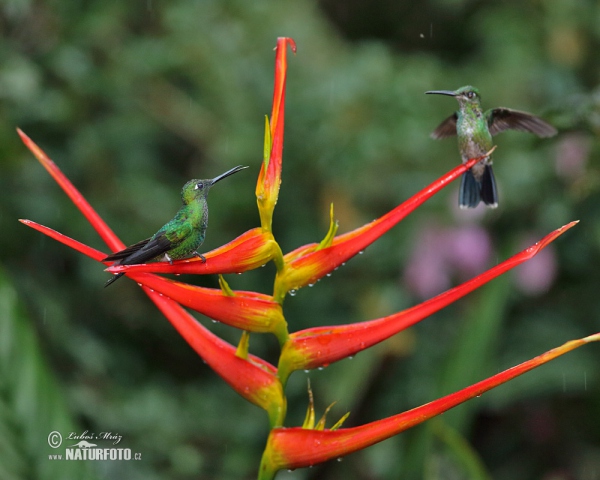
[146,289,286,427]
[256,37,296,230]
[278,221,578,379]
[261,332,600,474]
[276,157,480,295]
[17,129,125,252]
[19,219,108,262]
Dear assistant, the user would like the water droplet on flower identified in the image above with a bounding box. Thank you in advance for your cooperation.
[211,320,218,324]
[348,356,354,360]
[261,264,266,268]
[289,289,297,296]
[174,273,181,276]
[358,250,364,255]
[318,367,324,371]
[326,272,332,277]
[308,283,314,287]
[304,369,310,373]
[337,457,343,462]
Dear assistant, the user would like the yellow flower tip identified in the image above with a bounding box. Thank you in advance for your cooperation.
[218,275,235,297]
[235,331,251,359]
[302,380,316,429]
[315,401,337,430]
[317,203,338,251]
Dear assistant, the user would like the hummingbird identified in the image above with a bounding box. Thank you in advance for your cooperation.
[103,165,249,287]
[426,86,557,208]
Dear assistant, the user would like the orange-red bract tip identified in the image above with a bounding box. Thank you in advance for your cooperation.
[277,220,578,379]
[261,333,598,476]
[146,288,286,427]
[274,157,483,298]
[18,129,125,252]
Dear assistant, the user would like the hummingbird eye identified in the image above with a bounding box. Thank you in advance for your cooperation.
[194,182,204,190]
[466,91,476,99]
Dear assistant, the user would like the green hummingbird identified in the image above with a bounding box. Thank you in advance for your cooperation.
[426,86,557,208]
[103,165,249,287]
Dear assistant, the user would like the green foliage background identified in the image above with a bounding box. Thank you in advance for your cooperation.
[1,0,599,479]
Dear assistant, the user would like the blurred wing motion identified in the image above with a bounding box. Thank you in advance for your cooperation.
[430,113,458,139]
[486,108,557,137]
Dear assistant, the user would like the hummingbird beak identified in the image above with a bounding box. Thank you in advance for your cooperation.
[425,90,457,97]
[210,165,250,185]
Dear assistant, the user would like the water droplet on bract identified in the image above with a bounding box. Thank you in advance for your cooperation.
[308,283,314,287]
[289,289,297,296]
[337,457,343,462]
[318,367,324,371]
[174,273,181,276]
[358,250,364,255]
[212,320,218,324]
[261,264,266,268]
[348,356,354,360]
[326,272,332,277]
[304,369,310,373]
[237,272,242,275]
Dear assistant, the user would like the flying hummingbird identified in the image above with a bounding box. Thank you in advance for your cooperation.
[103,165,249,287]
[426,86,557,208]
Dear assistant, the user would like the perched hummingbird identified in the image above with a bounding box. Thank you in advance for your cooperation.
[103,165,249,287]
[426,86,557,208]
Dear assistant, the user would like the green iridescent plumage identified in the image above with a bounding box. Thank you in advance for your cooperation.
[103,165,249,286]
[426,85,557,208]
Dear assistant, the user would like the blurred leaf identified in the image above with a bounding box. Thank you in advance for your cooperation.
[0,266,98,479]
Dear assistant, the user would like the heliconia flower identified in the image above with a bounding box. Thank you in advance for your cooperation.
[256,37,296,232]
[106,227,282,276]
[260,332,600,478]
[276,221,578,383]
[273,154,485,300]
[145,287,286,428]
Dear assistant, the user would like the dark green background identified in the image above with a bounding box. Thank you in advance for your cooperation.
[1,0,599,479]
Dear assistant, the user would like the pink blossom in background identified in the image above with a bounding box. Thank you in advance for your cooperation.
[404,224,492,299]
[555,133,591,180]
[514,235,558,295]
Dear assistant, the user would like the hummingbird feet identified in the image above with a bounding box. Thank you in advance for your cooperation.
[193,251,207,263]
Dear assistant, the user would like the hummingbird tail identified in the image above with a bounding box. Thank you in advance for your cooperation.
[480,164,498,208]
[458,165,498,209]
[104,272,124,288]
[459,170,481,209]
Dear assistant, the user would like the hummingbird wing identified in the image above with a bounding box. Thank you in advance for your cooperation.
[104,238,153,261]
[430,113,458,139]
[103,222,192,266]
[103,234,174,266]
[486,108,557,137]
